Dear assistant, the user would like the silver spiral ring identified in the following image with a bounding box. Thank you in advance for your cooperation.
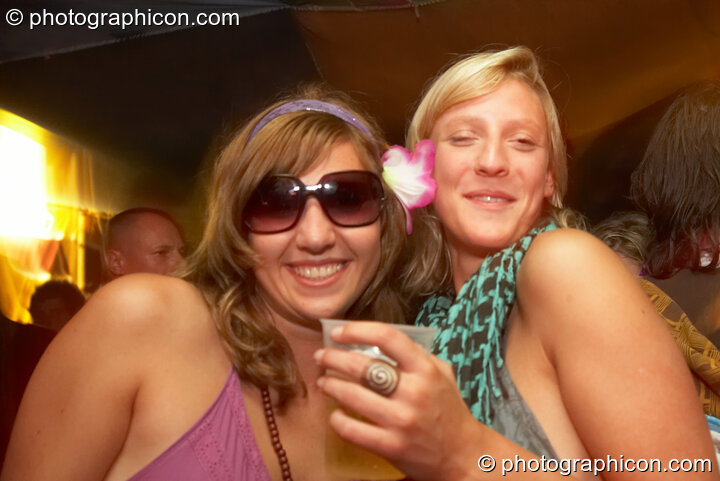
[362,360,399,397]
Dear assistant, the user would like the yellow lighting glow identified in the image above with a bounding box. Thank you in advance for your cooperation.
[0,109,99,323]
[0,125,57,240]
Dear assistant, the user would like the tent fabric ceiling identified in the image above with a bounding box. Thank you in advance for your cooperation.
[0,0,427,63]
[0,1,288,64]
[1,0,720,220]
[299,0,720,146]
[0,9,319,182]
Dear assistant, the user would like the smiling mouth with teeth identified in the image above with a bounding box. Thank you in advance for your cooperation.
[291,264,344,280]
[471,196,508,203]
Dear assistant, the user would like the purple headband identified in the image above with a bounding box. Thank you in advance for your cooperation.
[248,99,373,141]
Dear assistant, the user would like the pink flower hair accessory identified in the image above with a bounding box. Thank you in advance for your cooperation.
[381,139,437,234]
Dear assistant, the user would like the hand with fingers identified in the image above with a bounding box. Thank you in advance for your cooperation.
[314,321,485,481]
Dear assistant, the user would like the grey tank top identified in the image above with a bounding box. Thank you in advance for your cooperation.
[414,223,558,458]
[490,332,557,458]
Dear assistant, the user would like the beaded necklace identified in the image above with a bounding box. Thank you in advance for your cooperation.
[261,387,294,481]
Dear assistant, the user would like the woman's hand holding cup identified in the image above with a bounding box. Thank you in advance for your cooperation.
[315,321,483,481]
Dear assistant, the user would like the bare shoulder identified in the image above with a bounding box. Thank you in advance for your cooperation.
[522,227,618,276]
[89,273,206,318]
[516,227,653,337]
[512,234,715,468]
[2,276,218,480]
[77,274,209,337]
[518,228,632,299]
[37,274,214,382]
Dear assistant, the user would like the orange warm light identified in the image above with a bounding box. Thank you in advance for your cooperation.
[0,124,57,240]
[0,109,94,322]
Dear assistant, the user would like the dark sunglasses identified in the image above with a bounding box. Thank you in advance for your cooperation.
[242,170,384,234]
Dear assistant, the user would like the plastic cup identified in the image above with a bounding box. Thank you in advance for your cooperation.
[320,319,436,480]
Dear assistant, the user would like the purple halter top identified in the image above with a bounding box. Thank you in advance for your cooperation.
[128,369,271,481]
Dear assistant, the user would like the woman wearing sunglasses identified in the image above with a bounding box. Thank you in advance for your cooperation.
[3,87,447,480]
[315,48,718,479]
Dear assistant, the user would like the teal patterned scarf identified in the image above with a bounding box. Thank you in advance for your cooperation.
[415,222,556,424]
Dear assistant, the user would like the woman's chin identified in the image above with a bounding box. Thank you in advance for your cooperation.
[455,230,519,255]
[298,303,349,323]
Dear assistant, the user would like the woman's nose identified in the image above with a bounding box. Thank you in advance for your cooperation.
[294,197,336,253]
[473,140,509,176]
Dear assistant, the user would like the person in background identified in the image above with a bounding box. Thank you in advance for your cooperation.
[592,210,649,277]
[103,207,185,280]
[631,81,720,420]
[593,209,720,420]
[28,280,85,332]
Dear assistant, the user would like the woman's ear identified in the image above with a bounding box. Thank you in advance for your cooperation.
[543,170,555,199]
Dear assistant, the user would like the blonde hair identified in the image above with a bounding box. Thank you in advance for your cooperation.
[403,47,572,293]
[183,86,408,406]
[407,46,566,207]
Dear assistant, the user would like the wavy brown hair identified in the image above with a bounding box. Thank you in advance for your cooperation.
[183,86,408,406]
[631,81,720,278]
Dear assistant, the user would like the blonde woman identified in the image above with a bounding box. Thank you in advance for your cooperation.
[316,48,717,480]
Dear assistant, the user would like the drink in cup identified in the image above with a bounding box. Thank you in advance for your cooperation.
[320,319,437,480]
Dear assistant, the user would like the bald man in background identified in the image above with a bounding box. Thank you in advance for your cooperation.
[103,208,185,280]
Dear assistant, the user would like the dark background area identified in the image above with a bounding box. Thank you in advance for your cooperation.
[2,0,720,230]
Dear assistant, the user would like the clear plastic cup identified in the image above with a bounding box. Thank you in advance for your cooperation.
[320,319,436,480]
